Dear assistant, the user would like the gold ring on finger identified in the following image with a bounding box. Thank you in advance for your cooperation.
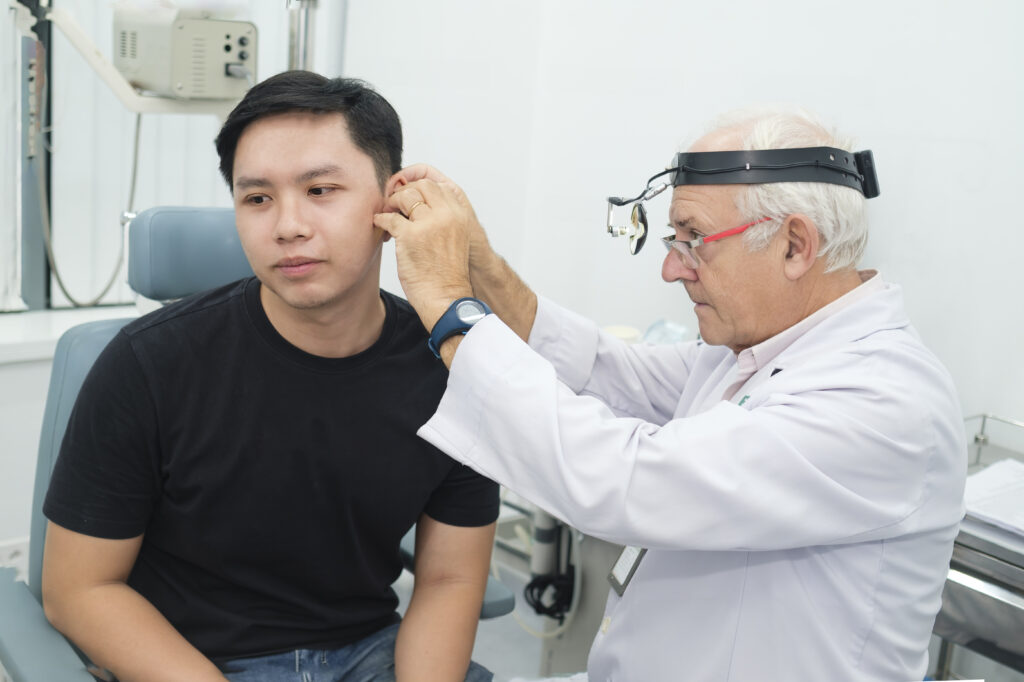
[407,200,426,218]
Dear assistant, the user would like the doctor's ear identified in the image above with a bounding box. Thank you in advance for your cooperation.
[781,214,819,280]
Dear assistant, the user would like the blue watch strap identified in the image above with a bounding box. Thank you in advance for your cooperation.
[427,297,492,358]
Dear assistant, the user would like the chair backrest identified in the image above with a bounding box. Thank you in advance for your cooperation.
[27,207,250,600]
[128,206,252,301]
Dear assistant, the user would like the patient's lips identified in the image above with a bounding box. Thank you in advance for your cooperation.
[275,256,322,278]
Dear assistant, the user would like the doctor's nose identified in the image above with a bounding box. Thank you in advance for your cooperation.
[662,250,698,283]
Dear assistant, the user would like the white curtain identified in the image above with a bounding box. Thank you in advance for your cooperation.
[1,9,26,312]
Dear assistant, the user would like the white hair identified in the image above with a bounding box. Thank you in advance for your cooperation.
[692,107,869,272]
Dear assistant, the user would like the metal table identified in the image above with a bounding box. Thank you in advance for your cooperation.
[932,415,1024,676]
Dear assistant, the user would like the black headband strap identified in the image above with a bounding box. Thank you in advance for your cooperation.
[669,147,879,198]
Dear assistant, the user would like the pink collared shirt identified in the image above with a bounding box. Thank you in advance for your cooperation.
[720,269,883,401]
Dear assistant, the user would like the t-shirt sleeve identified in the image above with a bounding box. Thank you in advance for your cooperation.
[422,459,500,528]
[43,331,161,540]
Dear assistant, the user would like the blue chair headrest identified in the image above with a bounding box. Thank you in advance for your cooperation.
[128,206,254,300]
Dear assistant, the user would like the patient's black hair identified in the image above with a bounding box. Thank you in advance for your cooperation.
[214,70,402,191]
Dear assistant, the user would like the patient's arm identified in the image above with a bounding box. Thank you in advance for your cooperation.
[41,522,228,682]
[395,515,496,682]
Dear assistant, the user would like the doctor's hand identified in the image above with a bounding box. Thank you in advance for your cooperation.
[374,170,481,336]
[377,164,539,350]
[382,164,497,277]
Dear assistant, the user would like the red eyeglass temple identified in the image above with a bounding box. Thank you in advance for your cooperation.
[703,216,773,243]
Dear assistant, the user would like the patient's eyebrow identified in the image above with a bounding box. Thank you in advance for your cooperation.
[234,165,344,192]
[234,175,270,191]
[295,164,342,184]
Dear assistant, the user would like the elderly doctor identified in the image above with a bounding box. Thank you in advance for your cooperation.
[374,108,967,682]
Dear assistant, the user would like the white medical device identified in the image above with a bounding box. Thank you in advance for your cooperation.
[112,6,257,100]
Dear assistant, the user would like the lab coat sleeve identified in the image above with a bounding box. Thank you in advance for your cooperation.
[528,296,700,424]
[420,315,966,552]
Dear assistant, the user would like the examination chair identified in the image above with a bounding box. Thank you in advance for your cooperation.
[0,206,513,682]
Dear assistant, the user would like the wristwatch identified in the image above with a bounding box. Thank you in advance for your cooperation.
[428,297,492,358]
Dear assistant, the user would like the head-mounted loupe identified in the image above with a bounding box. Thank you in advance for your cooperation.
[606,146,880,254]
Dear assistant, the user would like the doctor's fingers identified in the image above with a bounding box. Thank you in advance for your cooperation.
[392,178,477,228]
[388,164,468,204]
[378,197,472,281]
[384,180,449,221]
[386,184,428,219]
[372,211,405,240]
[395,183,479,243]
[397,180,495,268]
[375,187,464,247]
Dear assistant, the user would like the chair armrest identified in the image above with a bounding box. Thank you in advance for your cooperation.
[0,568,95,681]
[398,528,515,620]
[479,577,515,620]
[399,527,417,573]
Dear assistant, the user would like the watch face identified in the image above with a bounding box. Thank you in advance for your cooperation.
[455,300,488,325]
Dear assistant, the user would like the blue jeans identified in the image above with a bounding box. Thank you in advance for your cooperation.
[219,623,493,681]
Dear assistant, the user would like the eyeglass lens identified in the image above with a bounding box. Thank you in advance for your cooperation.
[662,236,699,269]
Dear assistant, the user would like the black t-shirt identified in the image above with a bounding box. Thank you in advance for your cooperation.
[44,278,499,662]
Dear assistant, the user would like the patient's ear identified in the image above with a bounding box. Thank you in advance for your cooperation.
[782,214,820,280]
[375,176,406,243]
[384,173,406,197]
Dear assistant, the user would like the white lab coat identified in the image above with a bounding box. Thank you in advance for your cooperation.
[420,278,966,682]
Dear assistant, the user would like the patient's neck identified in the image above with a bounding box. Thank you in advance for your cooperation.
[259,277,387,359]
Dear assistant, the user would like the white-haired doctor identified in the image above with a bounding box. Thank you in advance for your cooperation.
[374,108,966,682]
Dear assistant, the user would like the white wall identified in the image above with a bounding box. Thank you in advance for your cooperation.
[46,0,348,306]
[5,0,1024,542]
[0,359,49,541]
[350,0,1024,423]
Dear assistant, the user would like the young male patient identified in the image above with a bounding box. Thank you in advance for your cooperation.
[41,71,498,682]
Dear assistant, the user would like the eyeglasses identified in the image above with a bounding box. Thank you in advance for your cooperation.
[662,216,773,269]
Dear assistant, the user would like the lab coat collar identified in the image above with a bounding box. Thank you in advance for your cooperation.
[737,269,886,376]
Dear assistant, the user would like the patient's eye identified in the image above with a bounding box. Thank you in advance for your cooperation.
[309,186,335,197]
[245,194,269,206]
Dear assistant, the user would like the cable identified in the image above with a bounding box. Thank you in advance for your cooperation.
[524,570,574,622]
[608,167,675,206]
[674,159,864,179]
[32,40,138,307]
[612,156,866,207]
[491,514,584,640]
[225,63,254,88]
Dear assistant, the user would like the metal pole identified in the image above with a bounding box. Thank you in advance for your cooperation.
[530,508,560,578]
[934,638,954,679]
[975,414,989,465]
[20,35,49,309]
[288,0,317,71]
